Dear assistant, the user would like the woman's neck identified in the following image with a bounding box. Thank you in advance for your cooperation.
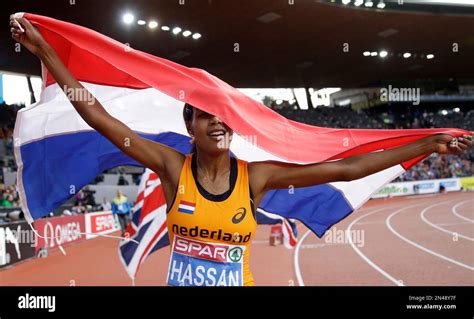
[195,151,230,181]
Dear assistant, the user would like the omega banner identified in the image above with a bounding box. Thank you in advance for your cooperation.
[33,215,86,253]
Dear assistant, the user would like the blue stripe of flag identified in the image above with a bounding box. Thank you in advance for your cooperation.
[178,207,194,214]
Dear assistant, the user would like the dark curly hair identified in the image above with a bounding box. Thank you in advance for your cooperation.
[183,103,196,153]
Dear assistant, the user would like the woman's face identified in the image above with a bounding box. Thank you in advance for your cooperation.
[188,108,233,155]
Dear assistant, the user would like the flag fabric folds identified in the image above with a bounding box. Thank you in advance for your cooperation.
[13,13,470,240]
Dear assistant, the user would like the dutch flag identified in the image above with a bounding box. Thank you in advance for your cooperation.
[13,13,470,239]
[177,201,196,215]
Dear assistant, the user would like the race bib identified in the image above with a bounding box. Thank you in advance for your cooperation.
[166,235,245,286]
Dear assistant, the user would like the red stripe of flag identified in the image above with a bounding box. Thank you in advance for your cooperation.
[180,200,196,207]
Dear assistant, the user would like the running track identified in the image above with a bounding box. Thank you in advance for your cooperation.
[1,192,472,286]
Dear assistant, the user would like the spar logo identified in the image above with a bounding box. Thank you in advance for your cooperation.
[173,236,244,263]
[228,247,243,262]
[92,214,115,232]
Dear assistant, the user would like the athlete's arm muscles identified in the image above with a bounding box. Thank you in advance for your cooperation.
[248,159,349,198]
[12,17,184,178]
[249,135,471,198]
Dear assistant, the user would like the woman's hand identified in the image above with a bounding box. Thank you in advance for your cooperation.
[430,133,473,155]
[10,15,48,56]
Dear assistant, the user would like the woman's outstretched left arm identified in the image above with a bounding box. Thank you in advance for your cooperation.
[249,134,472,198]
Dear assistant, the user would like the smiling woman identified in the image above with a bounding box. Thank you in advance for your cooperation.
[8,11,473,288]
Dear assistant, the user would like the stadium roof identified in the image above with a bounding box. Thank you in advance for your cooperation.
[1,0,474,88]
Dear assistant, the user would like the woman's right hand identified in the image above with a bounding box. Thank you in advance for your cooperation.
[10,15,48,56]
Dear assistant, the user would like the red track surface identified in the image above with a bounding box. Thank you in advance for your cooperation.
[1,192,472,286]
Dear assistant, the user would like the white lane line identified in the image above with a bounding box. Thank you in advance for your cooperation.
[300,243,343,249]
[294,229,312,287]
[452,200,474,223]
[252,240,270,244]
[386,205,474,271]
[347,205,410,287]
[294,205,399,287]
[420,200,474,242]
[437,221,472,226]
[356,221,385,226]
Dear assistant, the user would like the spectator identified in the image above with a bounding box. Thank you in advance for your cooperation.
[0,194,13,207]
[82,186,97,206]
[111,190,132,235]
[101,197,112,211]
[71,201,87,214]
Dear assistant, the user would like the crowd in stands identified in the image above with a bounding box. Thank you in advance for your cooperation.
[394,152,472,182]
[0,176,21,207]
[0,103,19,158]
[277,106,388,129]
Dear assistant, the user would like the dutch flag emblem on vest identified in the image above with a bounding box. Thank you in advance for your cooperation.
[178,201,196,215]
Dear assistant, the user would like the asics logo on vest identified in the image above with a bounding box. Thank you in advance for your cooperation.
[232,207,246,224]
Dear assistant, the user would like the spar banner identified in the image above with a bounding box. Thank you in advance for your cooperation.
[85,211,120,239]
[0,221,36,268]
[33,215,86,253]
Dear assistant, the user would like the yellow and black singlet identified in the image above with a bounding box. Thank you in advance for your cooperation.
[166,153,257,286]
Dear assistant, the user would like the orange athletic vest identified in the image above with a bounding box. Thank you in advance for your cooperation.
[166,153,257,286]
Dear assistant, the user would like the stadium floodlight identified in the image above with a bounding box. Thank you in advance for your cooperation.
[342,0,351,5]
[192,33,202,39]
[370,51,378,56]
[426,54,435,59]
[148,21,158,29]
[377,0,386,8]
[182,30,192,37]
[161,25,170,31]
[137,20,146,26]
[379,50,388,58]
[123,13,134,24]
[441,110,448,115]
[363,51,371,56]
[354,0,364,6]
[403,52,412,58]
[172,27,182,35]
[365,0,374,7]
[454,107,460,112]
